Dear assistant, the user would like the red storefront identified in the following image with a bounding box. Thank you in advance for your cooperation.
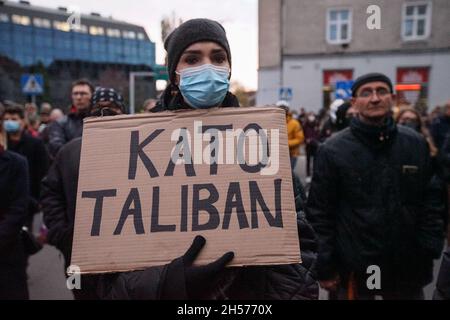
[396,67,429,106]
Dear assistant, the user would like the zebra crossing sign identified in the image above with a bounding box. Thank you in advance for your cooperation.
[21,74,44,95]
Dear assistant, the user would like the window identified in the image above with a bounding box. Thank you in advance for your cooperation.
[326,9,352,44]
[12,15,30,26]
[54,20,70,32]
[33,18,51,28]
[137,32,146,40]
[89,26,105,36]
[402,2,432,40]
[107,28,121,37]
[0,13,9,23]
[122,30,136,39]
[74,24,88,33]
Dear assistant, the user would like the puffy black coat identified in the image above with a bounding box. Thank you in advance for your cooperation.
[0,149,29,299]
[41,138,81,264]
[8,133,49,213]
[40,137,99,299]
[97,88,319,300]
[48,112,84,158]
[307,117,445,292]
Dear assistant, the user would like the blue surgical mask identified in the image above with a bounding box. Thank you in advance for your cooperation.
[3,120,21,133]
[177,64,230,109]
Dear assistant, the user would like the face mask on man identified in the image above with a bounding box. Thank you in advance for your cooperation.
[177,64,230,109]
[3,120,21,133]
[308,115,315,122]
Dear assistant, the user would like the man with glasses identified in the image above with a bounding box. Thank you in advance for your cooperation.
[48,79,94,158]
[307,73,444,299]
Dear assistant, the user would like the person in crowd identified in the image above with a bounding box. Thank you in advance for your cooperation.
[303,112,320,179]
[2,105,49,229]
[431,101,450,150]
[48,79,94,157]
[97,18,318,300]
[24,103,38,120]
[334,101,356,132]
[276,100,305,170]
[307,73,444,300]
[297,107,307,125]
[319,99,346,142]
[50,108,64,123]
[26,114,40,138]
[396,106,439,158]
[0,116,30,300]
[396,106,448,246]
[38,103,52,134]
[41,87,126,300]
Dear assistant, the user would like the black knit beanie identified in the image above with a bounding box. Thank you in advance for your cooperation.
[351,73,394,97]
[164,18,232,84]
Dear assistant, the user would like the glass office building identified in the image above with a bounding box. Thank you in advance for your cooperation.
[0,0,155,67]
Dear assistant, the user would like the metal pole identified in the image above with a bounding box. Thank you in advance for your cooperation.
[129,72,156,114]
[31,94,36,105]
[129,73,135,114]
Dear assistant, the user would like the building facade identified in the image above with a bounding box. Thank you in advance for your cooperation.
[258,0,450,112]
[0,0,156,111]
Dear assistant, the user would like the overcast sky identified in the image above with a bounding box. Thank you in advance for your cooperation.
[28,0,258,90]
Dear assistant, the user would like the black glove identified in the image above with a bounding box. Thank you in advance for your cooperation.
[183,235,234,299]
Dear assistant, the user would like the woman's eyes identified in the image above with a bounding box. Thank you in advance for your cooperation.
[183,53,227,65]
[212,54,226,64]
[184,56,199,65]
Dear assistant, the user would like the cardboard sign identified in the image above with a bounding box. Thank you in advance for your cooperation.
[70,107,300,275]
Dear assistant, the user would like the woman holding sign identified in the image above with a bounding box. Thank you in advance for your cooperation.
[98,18,318,300]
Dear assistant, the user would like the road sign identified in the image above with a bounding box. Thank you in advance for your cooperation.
[335,80,354,99]
[21,74,44,95]
[279,87,293,102]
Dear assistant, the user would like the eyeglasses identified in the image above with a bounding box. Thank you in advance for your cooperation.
[357,88,390,98]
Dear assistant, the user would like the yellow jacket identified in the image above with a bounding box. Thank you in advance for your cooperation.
[286,114,304,157]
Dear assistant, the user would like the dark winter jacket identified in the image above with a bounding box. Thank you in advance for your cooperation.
[0,149,30,300]
[8,133,49,210]
[0,149,29,259]
[97,87,319,300]
[433,246,450,300]
[48,112,84,158]
[307,117,445,292]
[41,137,100,299]
[41,137,82,266]
[303,121,320,147]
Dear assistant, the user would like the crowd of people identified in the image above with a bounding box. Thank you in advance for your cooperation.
[1,18,449,300]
